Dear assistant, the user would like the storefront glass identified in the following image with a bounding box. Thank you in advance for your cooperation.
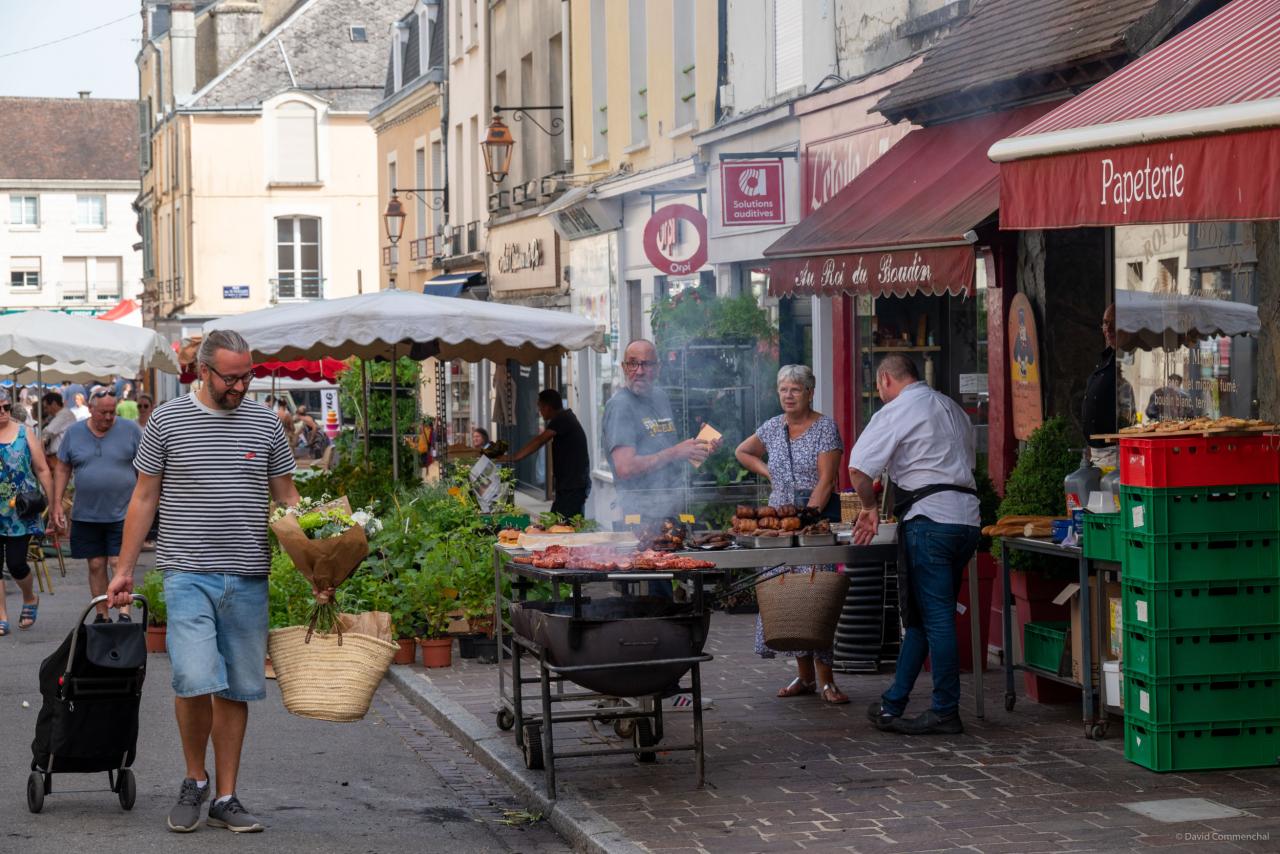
[1115,222,1263,423]
[569,232,619,476]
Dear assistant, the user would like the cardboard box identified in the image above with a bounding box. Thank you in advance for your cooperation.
[1054,578,1122,685]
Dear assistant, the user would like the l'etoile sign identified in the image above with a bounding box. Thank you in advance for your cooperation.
[721,158,785,225]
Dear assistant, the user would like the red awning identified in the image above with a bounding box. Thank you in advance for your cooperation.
[177,355,349,385]
[991,0,1280,228]
[765,103,1057,297]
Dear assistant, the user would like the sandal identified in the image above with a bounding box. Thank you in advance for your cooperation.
[0,620,9,636]
[18,599,38,630]
[820,683,850,705]
[777,677,816,698]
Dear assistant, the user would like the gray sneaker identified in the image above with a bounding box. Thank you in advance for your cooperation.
[166,773,210,833]
[207,795,265,832]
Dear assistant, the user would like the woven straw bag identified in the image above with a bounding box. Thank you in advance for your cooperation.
[267,626,397,722]
[839,493,862,523]
[756,570,850,652]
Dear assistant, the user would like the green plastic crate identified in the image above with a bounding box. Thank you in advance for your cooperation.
[1023,621,1070,675]
[1083,512,1122,562]
[1124,624,1280,679]
[1121,532,1280,584]
[1124,672,1280,727]
[1124,717,1280,772]
[1123,579,1280,632]
[1121,484,1280,539]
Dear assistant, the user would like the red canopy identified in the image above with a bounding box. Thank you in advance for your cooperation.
[765,102,1057,297]
[178,356,348,385]
[991,0,1280,228]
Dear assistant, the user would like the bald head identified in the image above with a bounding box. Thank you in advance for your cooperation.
[622,339,659,396]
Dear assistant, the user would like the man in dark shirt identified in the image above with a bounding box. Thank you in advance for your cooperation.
[1081,303,1134,468]
[504,389,592,518]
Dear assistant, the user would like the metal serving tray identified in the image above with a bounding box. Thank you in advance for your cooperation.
[795,533,836,546]
[735,534,796,548]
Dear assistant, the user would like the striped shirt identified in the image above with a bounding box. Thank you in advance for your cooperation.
[135,393,295,575]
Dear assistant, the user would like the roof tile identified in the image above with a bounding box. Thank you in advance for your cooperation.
[0,97,138,182]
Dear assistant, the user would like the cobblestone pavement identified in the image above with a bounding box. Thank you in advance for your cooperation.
[408,611,1280,854]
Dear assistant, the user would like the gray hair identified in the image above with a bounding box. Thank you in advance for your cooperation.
[198,329,251,366]
[877,353,919,382]
[777,364,816,393]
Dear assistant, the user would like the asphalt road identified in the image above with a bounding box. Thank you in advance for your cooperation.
[0,555,567,854]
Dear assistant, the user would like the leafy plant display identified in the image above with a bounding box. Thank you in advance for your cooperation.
[138,570,167,625]
[996,416,1081,567]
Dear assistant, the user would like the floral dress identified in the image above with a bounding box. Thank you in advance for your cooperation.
[0,426,44,537]
[752,414,843,663]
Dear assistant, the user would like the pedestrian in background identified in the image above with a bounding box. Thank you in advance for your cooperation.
[502,389,591,518]
[0,389,55,634]
[137,393,155,430]
[108,329,299,834]
[71,391,90,421]
[52,389,142,623]
[40,391,76,457]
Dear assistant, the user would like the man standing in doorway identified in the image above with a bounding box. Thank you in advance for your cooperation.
[107,329,300,834]
[52,390,141,623]
[503,389,592,518]
[851,354,980,736]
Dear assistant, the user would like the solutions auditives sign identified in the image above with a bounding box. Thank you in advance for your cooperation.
[720,158,786,226]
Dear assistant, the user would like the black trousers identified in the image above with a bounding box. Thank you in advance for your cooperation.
[1,534,32,581]
[550,486,590,519]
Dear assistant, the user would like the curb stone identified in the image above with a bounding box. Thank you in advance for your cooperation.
[387,666,647,854]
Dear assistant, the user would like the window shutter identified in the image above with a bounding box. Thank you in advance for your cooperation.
[773,0,803,94]
[276,102,317,182]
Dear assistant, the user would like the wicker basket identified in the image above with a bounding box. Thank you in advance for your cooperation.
[756,570,851,652]
[267,627,398,722]
[839,492,863,523]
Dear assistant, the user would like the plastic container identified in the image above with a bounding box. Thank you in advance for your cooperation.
[1124,717,1280,772]
[1023,621,1070,675]
[1065,449,1101,514]
[1125,671,1280,726]
[1121,533,1280,585]
[1100,466,1122,511]
[1123,624,1280,679]
[1120,485,1280,539]
[1083,511,1122,562]
[1119,435,1280,489]
[1123,579,1280,631]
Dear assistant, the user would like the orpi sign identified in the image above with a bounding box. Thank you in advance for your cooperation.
[642,204,708,276]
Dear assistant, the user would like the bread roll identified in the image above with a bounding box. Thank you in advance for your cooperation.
[738,518,757,533]
[756,506,778,519]
[757,515,779,530]
[736,505,756,519]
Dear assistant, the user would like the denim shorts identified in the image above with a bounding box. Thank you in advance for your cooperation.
[163,571,269,702]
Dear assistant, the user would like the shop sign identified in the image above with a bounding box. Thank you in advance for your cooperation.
[643,204,708,276]
[1007,292,1044,440]
[223,285,249,299]
[999,126,1280,229]
[497,238,545,274]
[768,246,974,298]
[802,124,910,215]
[721,159,786,226]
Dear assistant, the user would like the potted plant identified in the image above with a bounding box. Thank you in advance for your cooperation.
[405,568,455,668]
[138,570,167,653]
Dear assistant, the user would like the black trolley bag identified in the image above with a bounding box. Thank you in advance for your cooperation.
[27,594,149,814]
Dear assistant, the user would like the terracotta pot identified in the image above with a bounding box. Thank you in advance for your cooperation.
[393,637,416,665]
[418,637,453,668]
[145,624,167,654]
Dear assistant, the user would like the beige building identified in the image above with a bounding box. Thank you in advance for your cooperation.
[136,0,402,387]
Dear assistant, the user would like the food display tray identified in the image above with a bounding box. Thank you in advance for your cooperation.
[796,533,836,546]
[735,534,796,548]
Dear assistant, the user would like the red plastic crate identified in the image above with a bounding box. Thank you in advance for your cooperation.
[1120,435,1280,489]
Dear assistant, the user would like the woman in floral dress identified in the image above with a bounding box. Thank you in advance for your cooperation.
[735,365,848,704]
[0,389,55,634]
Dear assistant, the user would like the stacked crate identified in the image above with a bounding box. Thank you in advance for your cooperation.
[1117,435,1280,772]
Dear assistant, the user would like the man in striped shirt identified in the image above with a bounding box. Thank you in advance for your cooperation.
[108,329,300,834]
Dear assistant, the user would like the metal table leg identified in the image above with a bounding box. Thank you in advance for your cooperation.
[1001,540,1015,712]
[692,662,705,788]
[1078,551,1096,738]
[540,649,557,800]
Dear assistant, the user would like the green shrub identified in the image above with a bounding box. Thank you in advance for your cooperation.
[995,416,1081,567]
[138,570,166,625]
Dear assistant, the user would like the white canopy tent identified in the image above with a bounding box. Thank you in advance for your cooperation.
[1116,289,1261,352]
[204,288,606,478]
[0,310,178,373]
[0,360,147,386]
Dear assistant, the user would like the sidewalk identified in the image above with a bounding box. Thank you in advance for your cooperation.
[392,611,1280,853]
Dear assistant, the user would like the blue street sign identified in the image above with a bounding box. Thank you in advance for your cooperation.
[224,285,250,299]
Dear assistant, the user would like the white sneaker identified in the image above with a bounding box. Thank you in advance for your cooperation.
[666,693,713,712]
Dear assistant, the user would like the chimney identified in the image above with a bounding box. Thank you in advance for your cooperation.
[212,1,264,78]
[78,90,91,100]
[170,2,197,106]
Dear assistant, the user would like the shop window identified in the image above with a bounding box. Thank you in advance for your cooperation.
[275,216,323,300]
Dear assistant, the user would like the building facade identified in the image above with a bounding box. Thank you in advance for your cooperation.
[0,96,142,316]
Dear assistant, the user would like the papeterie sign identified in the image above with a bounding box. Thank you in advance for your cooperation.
[721,158,786,225]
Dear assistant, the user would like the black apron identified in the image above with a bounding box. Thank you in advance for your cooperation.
[892,483,979,628]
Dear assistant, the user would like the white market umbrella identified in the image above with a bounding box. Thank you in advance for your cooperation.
[1117,289,1261,352]
[203,287,606,478]
[0,309,178,373]
[0,360,140,385]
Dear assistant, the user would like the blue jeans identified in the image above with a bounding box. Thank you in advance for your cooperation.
[882,518,980,717]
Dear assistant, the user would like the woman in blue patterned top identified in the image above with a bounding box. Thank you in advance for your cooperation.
[0,389,56,633]
[735,365,848,704]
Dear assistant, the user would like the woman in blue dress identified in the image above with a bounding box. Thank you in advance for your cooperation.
[0,389,56,634]
[735,365,848,704]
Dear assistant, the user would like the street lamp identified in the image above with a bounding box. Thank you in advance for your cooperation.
[480,114,515,184]
[383,194,406,287]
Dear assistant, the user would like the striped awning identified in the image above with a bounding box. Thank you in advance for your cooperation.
[990,0,1280,228]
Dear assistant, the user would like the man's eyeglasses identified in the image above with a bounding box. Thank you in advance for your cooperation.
[205,365,255,387]
[0,403,10,413]
[623,359,658,371]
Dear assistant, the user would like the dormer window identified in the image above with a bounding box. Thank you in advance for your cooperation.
[349,25,367,42]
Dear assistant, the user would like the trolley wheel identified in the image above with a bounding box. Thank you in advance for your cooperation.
[117,768,136,811]
[613,718,636,739]
[522,724,544,771]
[634,719,657,763]
[496,708,515,731]
[1004,694,1016,712]
[1088,722,1109,741]
[26,772,44,814]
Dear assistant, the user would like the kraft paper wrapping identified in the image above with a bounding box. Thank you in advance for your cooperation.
[338,610,393,643]
[270,496,370,593]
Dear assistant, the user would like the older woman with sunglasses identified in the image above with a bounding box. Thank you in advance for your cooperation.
[736,365,848,704]
[0,389,55,634]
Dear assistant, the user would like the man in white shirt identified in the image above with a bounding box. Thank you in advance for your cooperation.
[848,353,980,736]
[41,392,78,456]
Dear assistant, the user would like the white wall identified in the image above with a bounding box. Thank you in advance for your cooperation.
[1,184,143,311]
